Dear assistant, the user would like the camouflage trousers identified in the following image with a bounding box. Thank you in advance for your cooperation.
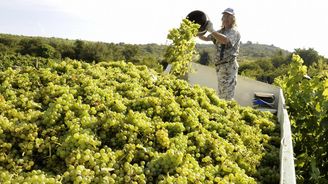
[215,60,238,100]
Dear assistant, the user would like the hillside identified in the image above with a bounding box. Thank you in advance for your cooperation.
[0,33,290,64]
[239,41,290,60]
[196,41,290,63]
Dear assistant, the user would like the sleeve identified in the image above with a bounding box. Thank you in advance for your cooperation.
[226,29,240,48]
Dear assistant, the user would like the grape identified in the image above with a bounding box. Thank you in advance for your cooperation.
[164,19,199,77]
[0,26,279,184]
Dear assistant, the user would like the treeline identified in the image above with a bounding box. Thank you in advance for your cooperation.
[238,48,328,83]
[1,33,327,84]
[0,34,166,72]
[0,33,289,71]
[198,41,327,84]
[196,40,290,64]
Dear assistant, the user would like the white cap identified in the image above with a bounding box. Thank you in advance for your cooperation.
[222,8,235,16]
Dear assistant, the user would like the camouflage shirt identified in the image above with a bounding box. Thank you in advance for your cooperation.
[210,27,241,65]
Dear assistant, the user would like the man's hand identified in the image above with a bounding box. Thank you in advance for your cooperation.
[206,21,215,33]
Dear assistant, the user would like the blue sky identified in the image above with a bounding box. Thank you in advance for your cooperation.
[1,0,327,57]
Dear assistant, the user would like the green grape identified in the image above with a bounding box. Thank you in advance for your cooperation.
[0,56,280,183]
[164,19,199,77]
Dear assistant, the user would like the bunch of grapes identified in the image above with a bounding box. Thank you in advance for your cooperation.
[164,19,199,77]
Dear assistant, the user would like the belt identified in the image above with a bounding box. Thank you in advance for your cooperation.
[215,61,229,66]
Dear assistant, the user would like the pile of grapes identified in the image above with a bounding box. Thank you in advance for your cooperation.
[0,59,279,183]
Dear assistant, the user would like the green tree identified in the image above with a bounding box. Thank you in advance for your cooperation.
[0,34,19,53]
[239,60,263,80]
[74,40,84,60]
[74,41,107,62]
[271,50,290,68]
[59,43,76,59]
[294,48,320,66]
[19,38,60,58]
[122,45,140,62]
[0,43,9,53]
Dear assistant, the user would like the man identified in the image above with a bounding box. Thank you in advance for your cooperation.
[198,8,241,100]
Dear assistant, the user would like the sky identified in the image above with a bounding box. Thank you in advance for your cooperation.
[1,0,327,57]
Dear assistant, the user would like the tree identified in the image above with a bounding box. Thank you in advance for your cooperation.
[294,48,320,66]
[122,45,140,62]
[37,43,60,58]
[74,40,85,60]
[239,60,263,79]
[19,38,60,58]
[0,43,9,53]
[271,50,290,68]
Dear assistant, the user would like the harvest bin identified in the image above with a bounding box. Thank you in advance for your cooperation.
[165,62,296,184]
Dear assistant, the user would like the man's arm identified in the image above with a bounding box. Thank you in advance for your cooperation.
[210,32,229,44]
[205,21,230,44]
[198,34,212,41]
